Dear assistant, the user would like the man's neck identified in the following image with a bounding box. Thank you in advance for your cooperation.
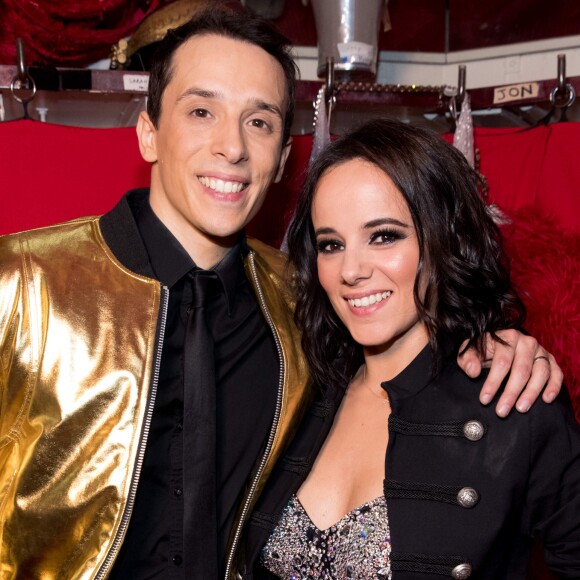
[149,196,238,270]
[181,234,236,270]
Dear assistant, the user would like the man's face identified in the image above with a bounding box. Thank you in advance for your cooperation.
[137,33,291,267]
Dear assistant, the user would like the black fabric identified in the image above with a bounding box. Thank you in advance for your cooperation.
[105,190,279,579]
[388,415,476,437]
[244,385,344,578]
[390,553,470,575]
[99,187,156,279]
[243,346,580,579]
[383,479,467,505]
[183,270,220,576]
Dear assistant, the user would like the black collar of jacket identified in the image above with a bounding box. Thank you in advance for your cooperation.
[99,188,157,279]
[381,340,457,402]
[99,188,251,286]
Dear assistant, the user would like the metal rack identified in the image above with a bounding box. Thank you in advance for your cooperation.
[1,55,578,130]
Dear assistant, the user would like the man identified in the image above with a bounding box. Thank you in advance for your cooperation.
[0,7,562,580]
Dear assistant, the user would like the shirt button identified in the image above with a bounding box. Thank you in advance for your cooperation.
[173,554,183,566]
[463,420,485,441]
[457,486,479,508]
[451,562,472,579]
[174,487,183,496]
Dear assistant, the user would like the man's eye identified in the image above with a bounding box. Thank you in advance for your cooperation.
[192,108,210,118]
[250,118,271,131]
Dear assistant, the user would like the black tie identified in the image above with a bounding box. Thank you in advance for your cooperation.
[183,269,220,575]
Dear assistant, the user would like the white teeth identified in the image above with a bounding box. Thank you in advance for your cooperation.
[198,176,246,193]
[348,291,392,308]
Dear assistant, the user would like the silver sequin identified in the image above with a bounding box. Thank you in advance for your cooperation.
[261,495,392,579]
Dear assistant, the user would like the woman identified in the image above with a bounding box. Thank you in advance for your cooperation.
[241,119,580,579]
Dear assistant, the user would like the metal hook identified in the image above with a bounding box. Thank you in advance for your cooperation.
[447,65,466,124]
[550,84,575,109]
[10,38,36,119]
[321,57,336,126]
[549,54,575,119]
[557,53,566,95]
[16,38,28,84]
[457,65,466,104]
[448,96,458,122]
[324,57,335,110]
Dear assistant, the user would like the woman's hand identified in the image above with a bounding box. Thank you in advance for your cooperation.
[457,329,563,417]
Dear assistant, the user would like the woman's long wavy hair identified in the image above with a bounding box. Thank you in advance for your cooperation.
[287,118,526,390]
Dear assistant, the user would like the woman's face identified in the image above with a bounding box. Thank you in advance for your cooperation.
[312,158,429,355]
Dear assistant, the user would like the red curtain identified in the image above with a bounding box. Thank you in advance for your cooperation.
[0,120,150,230]
[469,125,579,232]
[0,120,578,425]
[0,117,578,580]
[0,0,164,66]
[460,125,580,425]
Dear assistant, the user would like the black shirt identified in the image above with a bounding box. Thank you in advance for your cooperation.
[109,192,279,578]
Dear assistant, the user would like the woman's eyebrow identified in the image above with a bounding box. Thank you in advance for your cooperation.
[314,226,337,236]
[363,218,410,229]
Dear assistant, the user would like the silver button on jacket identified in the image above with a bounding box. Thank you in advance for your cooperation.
[457,487,479,508]
[463,420,485,441]
[451,562,473,579]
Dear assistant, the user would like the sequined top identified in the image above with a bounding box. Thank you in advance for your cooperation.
[261,494,392,579]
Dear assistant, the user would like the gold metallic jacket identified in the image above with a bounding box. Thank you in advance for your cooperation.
[0,211,310,579]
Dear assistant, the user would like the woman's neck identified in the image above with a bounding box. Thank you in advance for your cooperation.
[362,328,430,385]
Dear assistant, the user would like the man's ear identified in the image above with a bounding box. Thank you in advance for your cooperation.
[136,111,158,163]
[273,137,293,183]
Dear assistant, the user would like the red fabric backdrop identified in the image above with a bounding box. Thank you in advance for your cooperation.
[0,120,578,425]
[0,119,578,580]
[0,0,164,66]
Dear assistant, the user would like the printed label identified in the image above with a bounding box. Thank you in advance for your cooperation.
[123,74,149,93]
[337,41,375,65]
[493,82,540,105]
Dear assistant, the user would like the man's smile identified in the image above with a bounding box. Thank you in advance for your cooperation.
[198,176,248,193]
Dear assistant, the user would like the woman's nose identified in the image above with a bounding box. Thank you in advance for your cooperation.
[340,249,372,286]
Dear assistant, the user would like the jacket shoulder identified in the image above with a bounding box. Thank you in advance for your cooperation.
[0,216,99,244]
[246,237,291,280]
[0,217,100,265]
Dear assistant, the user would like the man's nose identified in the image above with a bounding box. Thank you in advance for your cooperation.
[211,118,249,164]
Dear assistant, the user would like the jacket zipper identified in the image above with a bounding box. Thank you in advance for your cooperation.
[223,252,285,579]
[94,285,170,579]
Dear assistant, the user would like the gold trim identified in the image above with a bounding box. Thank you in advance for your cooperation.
[111,0,224,69]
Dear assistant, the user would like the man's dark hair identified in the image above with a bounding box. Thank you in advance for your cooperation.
[287,117,526,390]
[147,6,298,143]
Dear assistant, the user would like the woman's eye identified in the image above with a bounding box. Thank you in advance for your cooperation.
[316,240,343,254]
[370,229,404,245]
